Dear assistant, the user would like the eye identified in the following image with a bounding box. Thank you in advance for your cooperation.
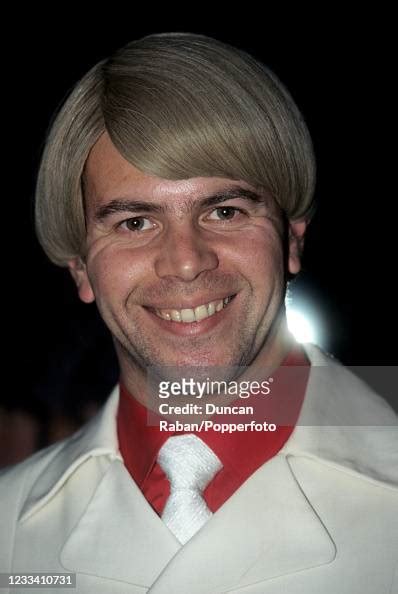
[208,206,242,221]
[119,217,154,232]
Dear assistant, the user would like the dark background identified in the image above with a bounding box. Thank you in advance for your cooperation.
[1,17,396,463]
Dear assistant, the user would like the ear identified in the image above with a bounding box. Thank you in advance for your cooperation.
[288,219,307,275]
[67,257,95,304]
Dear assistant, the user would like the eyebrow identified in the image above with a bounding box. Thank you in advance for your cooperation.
[93,186,267,223]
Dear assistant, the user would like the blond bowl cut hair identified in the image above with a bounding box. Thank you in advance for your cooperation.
[35,32,316,266]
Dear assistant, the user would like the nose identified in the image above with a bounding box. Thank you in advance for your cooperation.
[154,224,219,281]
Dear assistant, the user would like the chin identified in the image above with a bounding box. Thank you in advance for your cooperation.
[162,353,233,369]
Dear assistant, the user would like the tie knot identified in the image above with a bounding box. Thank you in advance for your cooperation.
[158,434,222,492]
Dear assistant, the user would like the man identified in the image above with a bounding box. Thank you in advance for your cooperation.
[1,33,397,593]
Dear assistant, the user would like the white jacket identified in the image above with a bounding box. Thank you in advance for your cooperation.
[1,345,397,593]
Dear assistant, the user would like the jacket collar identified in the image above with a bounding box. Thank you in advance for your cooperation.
[283,344,398,488]
[20,387,121,521]
[20,343,398,523]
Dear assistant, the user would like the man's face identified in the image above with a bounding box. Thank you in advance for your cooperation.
[69,133,304,378]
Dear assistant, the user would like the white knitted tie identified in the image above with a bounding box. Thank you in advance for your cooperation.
[157,434,222,544]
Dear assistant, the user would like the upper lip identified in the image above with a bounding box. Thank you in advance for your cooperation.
[143,293,236,310]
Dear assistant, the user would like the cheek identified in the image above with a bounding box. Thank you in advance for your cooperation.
[230,232,285,282]
[86,245,149,301]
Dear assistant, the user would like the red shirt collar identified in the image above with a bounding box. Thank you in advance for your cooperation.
[117,345,309,491]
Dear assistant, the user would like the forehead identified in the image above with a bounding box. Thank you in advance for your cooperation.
[83,132,261,209]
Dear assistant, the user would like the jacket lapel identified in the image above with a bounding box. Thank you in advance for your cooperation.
[60,459,181,588]
[148,454,336,593]
[59,452,336,592]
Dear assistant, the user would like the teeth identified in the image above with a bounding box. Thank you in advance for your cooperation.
[170,310,181,322]
[215,300,223,312]
[194,305,208,321]
[154,296,234,324]
[207,302,215,316]
[181,309,195,323]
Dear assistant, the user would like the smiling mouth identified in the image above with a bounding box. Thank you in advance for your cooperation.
[148,295,236,324]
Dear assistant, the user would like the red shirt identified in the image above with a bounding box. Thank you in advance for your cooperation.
[117,347,309,514]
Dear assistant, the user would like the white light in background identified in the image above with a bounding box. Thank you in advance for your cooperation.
[286,306,318,344]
